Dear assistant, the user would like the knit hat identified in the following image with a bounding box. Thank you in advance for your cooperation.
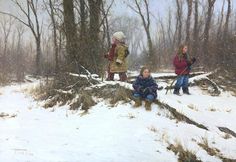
[112,31,126,42]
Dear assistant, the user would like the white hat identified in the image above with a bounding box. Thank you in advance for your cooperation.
[112,31,126,42]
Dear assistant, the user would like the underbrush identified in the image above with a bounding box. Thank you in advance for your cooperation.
[167,140,202,162]
[27,73,132,112]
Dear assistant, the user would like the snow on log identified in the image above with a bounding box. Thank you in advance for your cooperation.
[128,71,205,81]
[189,73,221,96]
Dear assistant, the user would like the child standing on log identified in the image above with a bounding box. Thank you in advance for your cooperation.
[173,44,196,95]
[132,67,158,111]
[104,31,129,82]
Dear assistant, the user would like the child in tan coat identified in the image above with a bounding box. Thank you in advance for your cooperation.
[104,31,129,81]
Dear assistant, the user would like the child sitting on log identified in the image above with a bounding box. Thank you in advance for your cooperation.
[132,67,158,111]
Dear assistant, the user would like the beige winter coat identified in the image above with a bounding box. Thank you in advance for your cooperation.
[110,44,128,73]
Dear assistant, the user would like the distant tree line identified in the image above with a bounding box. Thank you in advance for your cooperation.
[0,0,235,84]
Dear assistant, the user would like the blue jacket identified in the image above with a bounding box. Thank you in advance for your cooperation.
[132,75,158,98]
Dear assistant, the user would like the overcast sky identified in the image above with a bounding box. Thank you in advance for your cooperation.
[111,0,234,19]
[0,0,233,17]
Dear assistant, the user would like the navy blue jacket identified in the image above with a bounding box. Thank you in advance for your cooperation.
[132,75,158,98]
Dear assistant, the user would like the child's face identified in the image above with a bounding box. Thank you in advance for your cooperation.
[112,37,118,44]
[183,46,188,54]
[142,69,150,78]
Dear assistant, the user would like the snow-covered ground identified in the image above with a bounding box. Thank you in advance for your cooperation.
[0,73,236,162]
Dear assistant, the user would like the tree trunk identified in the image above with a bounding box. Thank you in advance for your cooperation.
[49,0,59,73]
[176,0,183,45]
[167,9,174,50]
[63,0,79,70]
[185,0,193,45]
[192,0,199,57]
[223,0,231,39]
[88,0,102,74]
[217,0,225,39]
[147,30,154,64]
[36,38,42,75]
[78,0,89,71]
[16,26,25,82]
[203,0,216,67]
[223,0,231,67]
[80,0,87,40]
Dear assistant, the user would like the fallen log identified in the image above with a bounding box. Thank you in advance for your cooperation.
[189,74,221,96]
[218,127,236,138]
[154,100,208,130]
[128,72,205,81]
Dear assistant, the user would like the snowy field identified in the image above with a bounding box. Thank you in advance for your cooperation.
[0,73,236,162]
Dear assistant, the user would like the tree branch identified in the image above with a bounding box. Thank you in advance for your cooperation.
[0,11,30,28]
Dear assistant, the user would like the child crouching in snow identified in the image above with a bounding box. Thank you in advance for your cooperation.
[132,67,158,111]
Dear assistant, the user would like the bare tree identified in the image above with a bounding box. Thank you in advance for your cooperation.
[203,0,216,66]
[223,0,231,38]
[185,0,193,45]
[0,17,14,74]
[216,0,225,39]
[0,0,43,75]
[88,0,103,74]
[63,0,79,70]
[176,0,183,45]
[44,0,59,73]
[79,0,87,41]
[128,0,155,69]
[16,24,26,81]
[100,0,115,48]
[223,0,232,66]
[192,0,199,57]
[167,8,174,50]
[157,17,167,68]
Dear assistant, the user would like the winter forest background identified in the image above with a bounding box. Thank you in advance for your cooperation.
[1,1,236,161]
[0,0,235,83]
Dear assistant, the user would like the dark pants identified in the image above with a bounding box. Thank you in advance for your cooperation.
[175,75,189,89]
[106,64,127,81]
[133,93,155,101]
[107,72,127,81]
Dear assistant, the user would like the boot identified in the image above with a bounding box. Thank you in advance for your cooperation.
[133,99,142,108]
[173,87,180,95]
[183,87,190,95]
[144,100,152,111]
[106,73,114,81]
[119,73,127,82]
